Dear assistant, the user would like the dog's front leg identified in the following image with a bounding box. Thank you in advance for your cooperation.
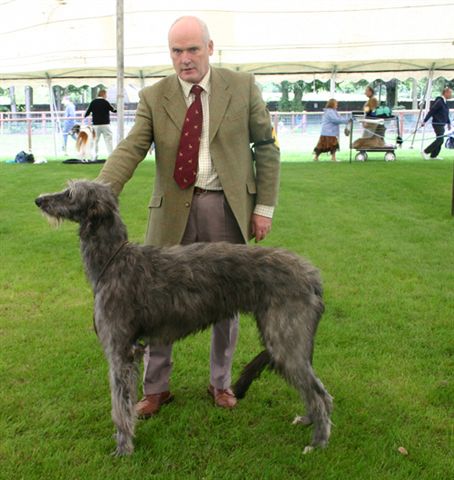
[107,349,139,456]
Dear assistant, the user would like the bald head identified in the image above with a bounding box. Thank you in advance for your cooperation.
[169,16,211,43]
[168,16,213,84]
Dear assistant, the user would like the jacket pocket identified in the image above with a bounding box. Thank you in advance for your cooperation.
[246,182,257,194]
[149,195,162,208]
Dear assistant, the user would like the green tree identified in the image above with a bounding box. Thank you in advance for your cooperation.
[278,81,292,111]
[385,79,398,107]
[292,81,304,111]
[66,84,92,103]
[277,80,329,111]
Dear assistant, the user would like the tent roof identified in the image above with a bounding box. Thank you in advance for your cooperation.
[1,0,453,88]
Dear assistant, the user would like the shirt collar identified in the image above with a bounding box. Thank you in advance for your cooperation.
[178,68,211,98]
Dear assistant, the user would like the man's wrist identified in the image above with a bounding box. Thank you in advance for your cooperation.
[253,204,274,218]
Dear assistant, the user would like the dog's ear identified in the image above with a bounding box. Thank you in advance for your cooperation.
[65,179,117,222]
[67,179,79,194]
[88,200,114,220]
[87,183,119,221]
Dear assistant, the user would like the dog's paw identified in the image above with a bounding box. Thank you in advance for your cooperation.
[111,432,134,456]
[111,445,133,457]
[303,445,314,455]
[292,415,312,426]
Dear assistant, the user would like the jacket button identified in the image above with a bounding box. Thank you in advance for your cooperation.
[185,201,191,208]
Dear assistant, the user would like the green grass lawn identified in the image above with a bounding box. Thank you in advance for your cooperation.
[0,153,453,479]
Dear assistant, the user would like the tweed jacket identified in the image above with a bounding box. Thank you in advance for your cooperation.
[97,67,280,247]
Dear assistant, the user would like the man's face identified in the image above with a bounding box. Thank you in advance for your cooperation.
[168,20,213,84]
[444,89,453,100]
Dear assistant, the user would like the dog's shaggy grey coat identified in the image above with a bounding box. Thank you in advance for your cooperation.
[35,180,332,456]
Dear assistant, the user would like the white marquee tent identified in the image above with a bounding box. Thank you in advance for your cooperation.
[1,0,452,210]
[1,0,453,89]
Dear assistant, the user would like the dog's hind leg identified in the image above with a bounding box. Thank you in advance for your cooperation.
[275,352,332,453]
[261,307,332,452]
[292,363,333,452]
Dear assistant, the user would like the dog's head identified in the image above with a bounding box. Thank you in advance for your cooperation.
[35,180,119,226]
[71,124,81,135]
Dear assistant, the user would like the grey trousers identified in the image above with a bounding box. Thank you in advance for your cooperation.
[142,190,245,394]
[93,124,113,157]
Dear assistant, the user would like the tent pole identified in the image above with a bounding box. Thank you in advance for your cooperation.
[425,65,435,112]
[116,0,125,143]
[330,67,337,96]
[419,64,435,151]
[25,86,32,152]
[47,77,58,157]
[139,70,145,90]
[410,64,435,149]
[411,78,418,110]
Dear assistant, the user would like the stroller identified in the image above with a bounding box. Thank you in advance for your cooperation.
[349,110,403,162]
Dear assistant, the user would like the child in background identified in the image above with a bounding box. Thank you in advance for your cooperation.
[313,98,350,162]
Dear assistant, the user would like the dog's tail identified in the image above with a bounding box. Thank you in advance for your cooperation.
[233,350,272,399]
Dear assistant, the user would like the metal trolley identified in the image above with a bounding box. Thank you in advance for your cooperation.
[349,113,402,162]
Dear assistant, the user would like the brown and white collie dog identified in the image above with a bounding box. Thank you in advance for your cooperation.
[71,124,96,161]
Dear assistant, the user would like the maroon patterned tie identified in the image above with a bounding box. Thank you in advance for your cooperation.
[174,85,203,189]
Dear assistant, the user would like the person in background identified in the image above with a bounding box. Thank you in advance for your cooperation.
[313,98,350,162]
[352,86,384,149]
[422,86,452,160]
[95,16,280,417]
[84,89,117,159]
[62,96,76,155]
[362,85,378,117]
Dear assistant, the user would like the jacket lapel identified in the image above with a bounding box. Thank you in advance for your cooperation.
[162,76,187,131]
[209,68,232,144]
[161,69,232,138]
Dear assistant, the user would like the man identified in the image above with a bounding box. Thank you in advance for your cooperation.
[96,16,280,417]
[84,89,117,159]
[422,86,452,160]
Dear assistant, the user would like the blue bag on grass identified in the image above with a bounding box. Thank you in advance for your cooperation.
[14,151,34,163]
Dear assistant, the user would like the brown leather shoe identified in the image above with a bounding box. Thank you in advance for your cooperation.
[136,391,173,418]
[208,385,237,409]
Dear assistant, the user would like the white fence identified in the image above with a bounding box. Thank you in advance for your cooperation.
[0,110,445,159]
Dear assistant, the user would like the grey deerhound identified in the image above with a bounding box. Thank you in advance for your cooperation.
[35,180,332,456]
